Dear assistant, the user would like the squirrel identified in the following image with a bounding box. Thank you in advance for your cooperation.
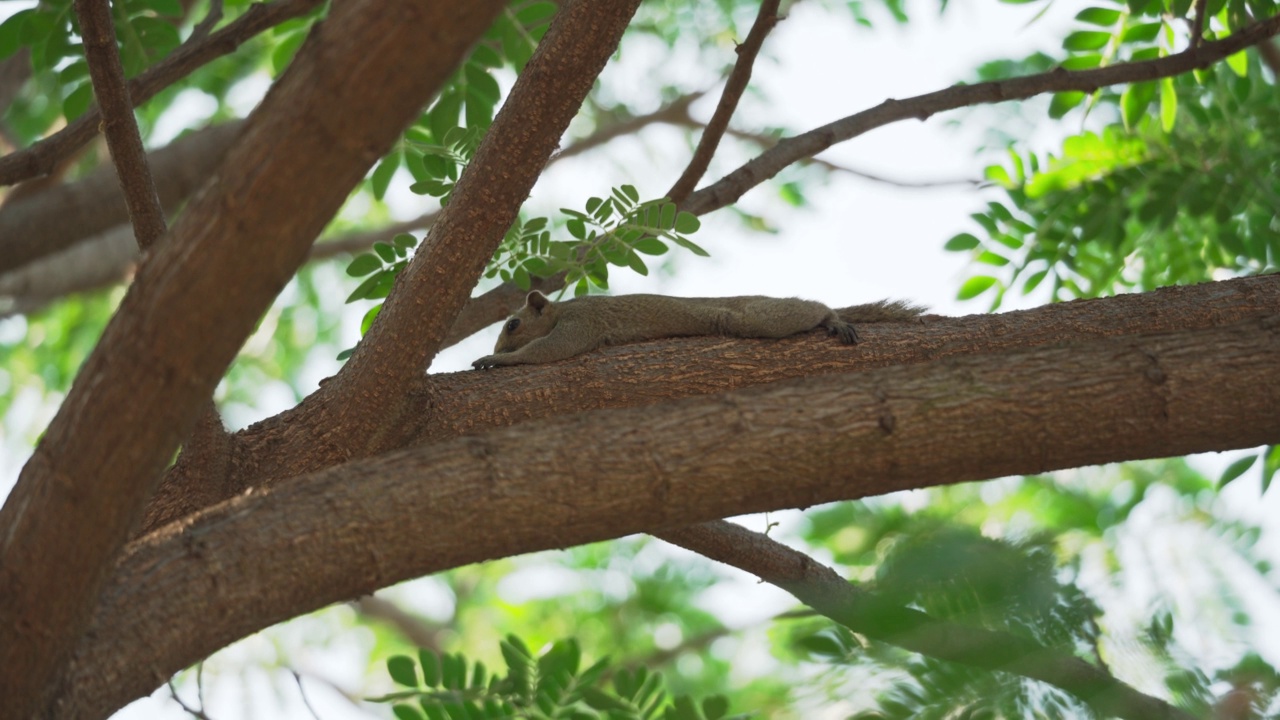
[472,291,924,369]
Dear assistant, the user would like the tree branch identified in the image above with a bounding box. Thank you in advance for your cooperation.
[682,12,1280,216]
[318,0,644,456]
[0,2,507,716]
[0,121,243,275]
[74,0,168,250]
[657,521,1194,720]
[0,0,323,187]
[1191,0,1209,47]
[665,0,781,205]
[59,298,1280,719]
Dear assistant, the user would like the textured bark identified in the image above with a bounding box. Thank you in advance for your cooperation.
[0,122,242,275]
[59,308,1280,720]
[146,0,646,532]
[0,2,505,717]
[141,274,1280,534]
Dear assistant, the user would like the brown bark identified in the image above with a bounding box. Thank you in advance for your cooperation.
[58,302,1280,720]
[75,0,168,250]
[0,2,506,717]
[0,0,323,188]
[146,0,647,530]
[0,122,242,275]
[142,274,1279,534]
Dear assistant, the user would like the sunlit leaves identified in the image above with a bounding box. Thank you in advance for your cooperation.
[372,636,735,720]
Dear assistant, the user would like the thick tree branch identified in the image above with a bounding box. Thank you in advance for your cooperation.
[401,274,1279,443]
[657,522,1194,720]
[0,2,506,716]
[682,12,1280,216]
[0,121,243,275]
[60,302,1280,719]
[146,274,1279,532]
[74,0,168,250]
[0,0,322,188]
[311,0,643,458]
[665,0,781,205]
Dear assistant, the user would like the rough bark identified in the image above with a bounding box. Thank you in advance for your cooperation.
[0,2,505,717]
[145,0,646,531]
[0,122,242,275]
[146,273,1271,527]
[58,306,1280,720]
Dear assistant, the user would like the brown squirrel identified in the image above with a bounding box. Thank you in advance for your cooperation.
[472,291,924,369]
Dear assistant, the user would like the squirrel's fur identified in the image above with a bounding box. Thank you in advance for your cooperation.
[472,291,924,369]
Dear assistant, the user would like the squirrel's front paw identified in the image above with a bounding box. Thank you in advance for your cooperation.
[472,354,504,369]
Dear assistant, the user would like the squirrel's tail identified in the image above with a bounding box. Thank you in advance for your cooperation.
[837,299,927,324]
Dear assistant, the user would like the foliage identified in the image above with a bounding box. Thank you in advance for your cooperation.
[372,636,741,720]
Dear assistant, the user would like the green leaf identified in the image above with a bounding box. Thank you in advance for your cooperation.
[1022,268,1049,293]
[471,43,502,68]
[373,242,397,263]
[1218,455,1257,489]
[346,274,379,303]
[1075,7,1122,24]
[516,1,558,26]
[393,704,425,720]
[657,203,677,230]
[1120,81,1157,129]
[0,10,35,60]
[1063,31,1111,51]
[625,251,649,276]
[393,233,418,251]
[957,275,997,300]
[420,650,441,687]
[1061,54,1102,70]
[360,303,382,334]
[673,211,700,234]
[270,30,306,75]
[1121,22,1162,43]
[620,184,640,203]
[702,696,729,720]
[633,237,668,255]
[1159,76,1177,132]
[371,151,400,200]
[62,83,94,123]
[464,63,501,104]
[671,235,710,257]
[1263,446,1280,494]
[387,655,419,687]
[944,232,981,251]
[1225,49,1247,77]
[1049,91,1086,118]
[346,253,383,277]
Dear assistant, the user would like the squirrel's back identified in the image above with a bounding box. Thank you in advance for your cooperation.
[473,291,924,369]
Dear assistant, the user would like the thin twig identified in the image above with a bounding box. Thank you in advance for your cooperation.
[190,0,225,42]
[0,0,323,187]
[665,0,781,205]
[1191,0,1209,47]
[682,12,1280,216]
[655,521,1198,720]
[167,678,214,720]
[291,671,324,720]
[74,0,167,249]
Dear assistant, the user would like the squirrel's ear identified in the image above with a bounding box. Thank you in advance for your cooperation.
[527,291,550,312]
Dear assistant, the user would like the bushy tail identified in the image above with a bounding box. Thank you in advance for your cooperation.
[837,299,927,324]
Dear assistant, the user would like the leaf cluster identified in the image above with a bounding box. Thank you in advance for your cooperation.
[374,636,738,720]
[947,60,1279,308]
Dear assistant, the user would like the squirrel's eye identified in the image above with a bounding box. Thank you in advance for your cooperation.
[505,318,520,334]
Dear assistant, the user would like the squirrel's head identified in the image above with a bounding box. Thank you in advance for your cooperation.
[493,291,558,354]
